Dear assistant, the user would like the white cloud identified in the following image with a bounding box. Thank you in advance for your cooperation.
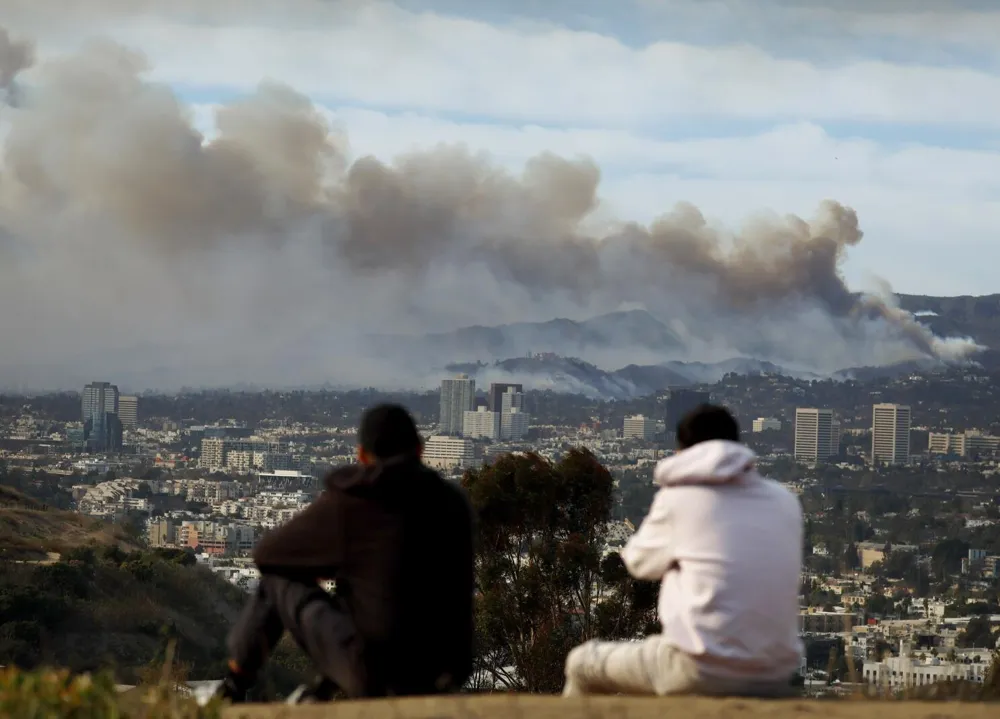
[12,1,1000,129]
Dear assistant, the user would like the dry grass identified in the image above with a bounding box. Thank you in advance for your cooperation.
[0,487,137,561]
[0,644,223,718]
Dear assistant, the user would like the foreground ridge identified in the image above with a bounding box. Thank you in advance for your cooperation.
[223,694,999,719]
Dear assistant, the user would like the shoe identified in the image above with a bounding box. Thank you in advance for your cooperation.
[207,673,251,705]
[286,676,339,704]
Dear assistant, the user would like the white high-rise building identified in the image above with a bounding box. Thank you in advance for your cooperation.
[423,436,476,470]
[872,404,911,465]
[500,408,531,441]
[439,375,476,435]
[488,383,523,412]
[496,387,530,440]
[464,406,500,440]
[500,387,523,414]
[118,395,139,429]
[623,415,657,441]
[794,408,834,463]
[752,417,781,433]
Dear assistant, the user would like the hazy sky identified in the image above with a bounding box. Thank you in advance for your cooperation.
[9,0,999,294]
[0,1,993,390]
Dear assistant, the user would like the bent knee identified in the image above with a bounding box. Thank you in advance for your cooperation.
[565,641,597,674]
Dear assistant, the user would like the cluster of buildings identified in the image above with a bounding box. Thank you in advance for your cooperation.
[758,402,1000,468]
[776,403,914,465]
[198,435,299,474]
[148,517,259,556]
[73,474,319,558]
[621,389,712,444]
[425,376,534,470]
[439,376,531,441]
[760,401,1000,468]
[798,547,1000,690]
[430,382,715,470]
[928,431,1000,459]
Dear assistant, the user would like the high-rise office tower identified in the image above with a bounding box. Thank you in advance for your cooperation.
[118,395,139,429]
[872,403,911,465]
[82,382,119,421]
[623,415,657,441]
[82,382,121,453]
[439,374,475,435]
[488,383,523,412]
[664,388,711,447]
[794,408,834,463]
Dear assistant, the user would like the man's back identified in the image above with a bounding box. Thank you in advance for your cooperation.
[622,440,802,681]
[253,457,475,692]
[332,459,475,690]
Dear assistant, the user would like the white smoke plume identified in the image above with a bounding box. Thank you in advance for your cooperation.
[0,25,981,391]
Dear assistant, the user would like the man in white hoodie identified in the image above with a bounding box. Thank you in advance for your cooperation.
[563,404,803,697]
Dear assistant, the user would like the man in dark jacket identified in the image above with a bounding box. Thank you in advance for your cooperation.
[217,404,476,703]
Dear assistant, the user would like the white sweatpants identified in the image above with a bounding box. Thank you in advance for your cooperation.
[563,635,795,698]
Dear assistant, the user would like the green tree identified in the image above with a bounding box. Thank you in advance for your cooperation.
[932,538,970,578]
[957,615,997,649]
[880,550,917,580]
[462,450,657,692]
[844,543,860,570]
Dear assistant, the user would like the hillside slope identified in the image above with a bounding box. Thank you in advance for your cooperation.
[897,294,1000,349]
[0,485,137,561]
[0,490,247,684]
[0,486,312,695]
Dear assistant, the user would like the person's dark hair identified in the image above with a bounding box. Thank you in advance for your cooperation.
[359,404,422,459]
[676,404,740,450]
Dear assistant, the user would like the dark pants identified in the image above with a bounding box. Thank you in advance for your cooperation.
[227,574,368,697]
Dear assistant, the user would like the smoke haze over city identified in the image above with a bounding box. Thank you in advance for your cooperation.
[0,9,985,392]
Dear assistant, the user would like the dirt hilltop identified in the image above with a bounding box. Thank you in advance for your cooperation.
[223,694,999,719]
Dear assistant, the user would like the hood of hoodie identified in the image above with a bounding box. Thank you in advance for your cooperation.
[653,440,758,487]
[324,452,425,492]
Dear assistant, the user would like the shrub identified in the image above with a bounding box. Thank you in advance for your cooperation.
[0,666,223,719]
[0,667,121,718]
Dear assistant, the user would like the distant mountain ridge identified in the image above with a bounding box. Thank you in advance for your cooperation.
[444,355,828,399]
[371,309,685,367]
[380,296,1000,371]
[422,295,1000,398]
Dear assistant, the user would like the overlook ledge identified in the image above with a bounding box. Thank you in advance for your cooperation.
[223,694,998,719]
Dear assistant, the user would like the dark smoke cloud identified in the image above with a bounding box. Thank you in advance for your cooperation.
[0,25,33,106]
[0,27,978,391]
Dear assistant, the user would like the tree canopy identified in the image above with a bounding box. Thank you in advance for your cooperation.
[462,449,658,692]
